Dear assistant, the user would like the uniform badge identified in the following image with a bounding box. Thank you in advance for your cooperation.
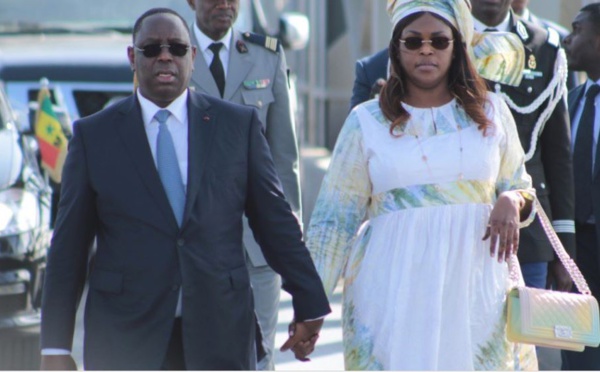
[243,79,270,89]
[236,40,248,54]
[528,54,537,70]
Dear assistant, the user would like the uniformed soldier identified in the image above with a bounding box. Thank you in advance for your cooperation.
[185,0,301,369]
[471,1,575,291]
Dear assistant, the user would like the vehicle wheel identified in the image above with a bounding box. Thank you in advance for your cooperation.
[0,326,41,370]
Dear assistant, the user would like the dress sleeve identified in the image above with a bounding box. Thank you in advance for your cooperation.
[493,96,536,227]
[306,110,371,297]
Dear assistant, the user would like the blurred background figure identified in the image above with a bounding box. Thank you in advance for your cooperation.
[562,2,600,370]
[350,48,388,108]
[512,0,580,89]
[471,0,575,292]
[185,0,302,369]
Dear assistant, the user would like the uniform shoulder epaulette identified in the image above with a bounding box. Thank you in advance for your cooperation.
[242,32,281,53]
[546,27,560,48]
[515,20,530,42]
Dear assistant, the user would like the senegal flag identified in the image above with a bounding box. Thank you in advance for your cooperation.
[35,87,68,183]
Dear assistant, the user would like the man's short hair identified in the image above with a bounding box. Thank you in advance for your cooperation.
[132,8,190,43]
[581,2,600,34]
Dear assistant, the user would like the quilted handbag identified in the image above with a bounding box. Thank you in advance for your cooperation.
[506,199,600,351]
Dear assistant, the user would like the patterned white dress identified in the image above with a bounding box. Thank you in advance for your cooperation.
[306,93,538,370]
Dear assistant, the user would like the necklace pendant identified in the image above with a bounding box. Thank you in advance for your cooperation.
[422,155,428,162]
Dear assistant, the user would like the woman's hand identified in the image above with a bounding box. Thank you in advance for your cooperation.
[483,191,525,263]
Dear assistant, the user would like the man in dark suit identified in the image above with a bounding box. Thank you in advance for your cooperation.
[562,3,600,369]
[39,8,330,370]
[471,0,575,293]
[350,48,388,109]
[184,1,301,368]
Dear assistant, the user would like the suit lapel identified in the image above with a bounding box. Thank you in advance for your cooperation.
[115,96,177,229]
[190,30,222,97]
[181,92,217,229]
[223,31,253,100]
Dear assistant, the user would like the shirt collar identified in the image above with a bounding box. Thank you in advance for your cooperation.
[193,23,232,53]
[136,89,189,126]
[585,79,600,94]
[473,12,511,33]
[520,8,531,22]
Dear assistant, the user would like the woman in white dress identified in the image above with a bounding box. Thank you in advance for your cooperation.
[306,0,539,370]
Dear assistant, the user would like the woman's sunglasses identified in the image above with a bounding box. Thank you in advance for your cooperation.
[134,43,190,58]
[399,37,454,51]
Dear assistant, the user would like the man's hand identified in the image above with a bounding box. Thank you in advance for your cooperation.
[547,259,573,292]
[41,355,78,370]
[280,318,323,362]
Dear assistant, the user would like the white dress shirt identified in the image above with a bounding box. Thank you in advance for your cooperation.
[42,90,190,356]
[193,23,232,78]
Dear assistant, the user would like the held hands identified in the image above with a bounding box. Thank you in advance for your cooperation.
[483,191,525,263]
[280,318,323,362]
[40,355,78,370]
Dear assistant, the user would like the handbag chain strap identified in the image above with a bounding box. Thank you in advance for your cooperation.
[509,198,591,296]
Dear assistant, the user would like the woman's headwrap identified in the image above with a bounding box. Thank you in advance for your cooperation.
[387,0,525,86]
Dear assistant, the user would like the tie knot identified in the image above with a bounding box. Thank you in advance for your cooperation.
[155,109,171,124]
[586,84,600,100]
[208,42,223,54]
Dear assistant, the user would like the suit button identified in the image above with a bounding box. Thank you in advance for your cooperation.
[527,87,533,93]
[540,182,546,189]
[177,239,185,247]
[257,100,263,108]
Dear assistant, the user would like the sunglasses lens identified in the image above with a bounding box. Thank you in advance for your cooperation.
[169,43,189,57]
[403,37,423,50]
[431,37,451,50]
[141,44,162,57]
[138,43,189,57]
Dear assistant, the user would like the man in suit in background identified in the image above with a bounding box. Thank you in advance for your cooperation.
[512,0,579,89]
[350,48,388,109]
[184,1,300,368]
[471,0,576,294]
[562,3,600,369]
[40,8,329,370]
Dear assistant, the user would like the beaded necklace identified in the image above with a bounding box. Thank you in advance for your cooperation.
[404,103,465,180]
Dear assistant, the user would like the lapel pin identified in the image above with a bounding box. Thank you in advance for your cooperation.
[203,115,210,122]
[236,40,248,54]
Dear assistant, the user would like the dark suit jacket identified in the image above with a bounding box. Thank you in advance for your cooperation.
[490,16,575,263]
[350,48,388,109]
[40,91,330,370]
[569,84,600,267]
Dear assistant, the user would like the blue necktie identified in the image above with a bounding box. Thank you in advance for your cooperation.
[155,109,185,226]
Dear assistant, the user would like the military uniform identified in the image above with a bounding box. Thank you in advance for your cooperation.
[489,16,575,271]
[189,28,301,370]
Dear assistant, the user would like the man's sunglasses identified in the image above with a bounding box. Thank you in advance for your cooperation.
[134,43,190,58]
[399,37,454,51]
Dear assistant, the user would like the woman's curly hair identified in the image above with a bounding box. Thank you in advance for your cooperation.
[379,12,491,135]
